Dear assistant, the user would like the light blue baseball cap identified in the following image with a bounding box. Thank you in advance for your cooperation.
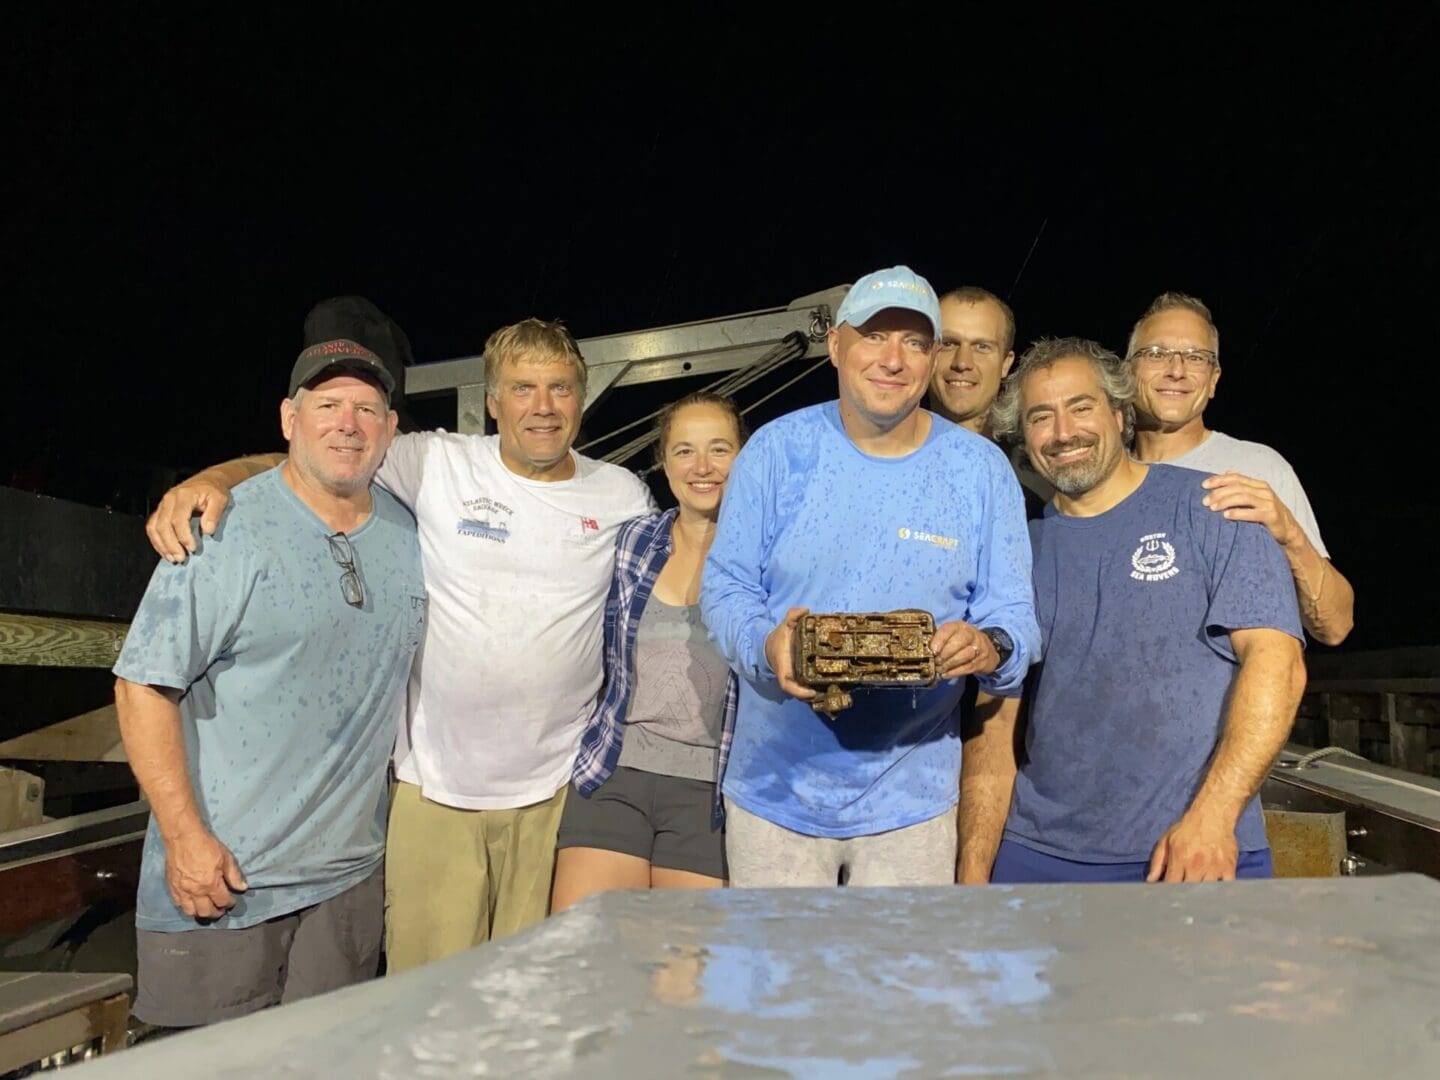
[834,265,943,340]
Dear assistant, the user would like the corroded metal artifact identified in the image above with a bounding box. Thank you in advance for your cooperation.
[792,610,937,718]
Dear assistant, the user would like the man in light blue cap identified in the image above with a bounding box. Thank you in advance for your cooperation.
[702,266,1040,887]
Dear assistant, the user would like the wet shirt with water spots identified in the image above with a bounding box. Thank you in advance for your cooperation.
[1006,464,1304,863]
[702,402,1040,839]
[116,468,426,931]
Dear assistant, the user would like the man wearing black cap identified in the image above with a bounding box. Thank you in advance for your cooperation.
[113,342,426,1026]
[303,296,419,432]
[144,318,655,969]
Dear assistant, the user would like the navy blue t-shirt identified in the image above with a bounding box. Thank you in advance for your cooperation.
[1005,464,1303,862]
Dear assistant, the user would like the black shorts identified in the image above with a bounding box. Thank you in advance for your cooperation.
[556,767,726,880]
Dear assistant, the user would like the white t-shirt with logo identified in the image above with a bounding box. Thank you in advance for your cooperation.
[377,431,655,809]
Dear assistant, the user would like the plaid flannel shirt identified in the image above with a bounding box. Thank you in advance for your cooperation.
[571,508,739,827]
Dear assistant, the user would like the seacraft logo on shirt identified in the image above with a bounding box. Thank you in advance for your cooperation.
[898,526,959,551]
[457,496,512,543]
[1131,532,1179,581]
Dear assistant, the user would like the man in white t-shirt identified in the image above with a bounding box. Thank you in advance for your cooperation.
[1126,292,1354,644]
[144,318,655,969]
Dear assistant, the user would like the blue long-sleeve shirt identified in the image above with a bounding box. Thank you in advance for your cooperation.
[701,403,1039,838]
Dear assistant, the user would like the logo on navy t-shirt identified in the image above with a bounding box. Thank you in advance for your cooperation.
[1130,532,1179,582]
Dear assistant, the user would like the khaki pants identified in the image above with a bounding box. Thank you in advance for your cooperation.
[384,781,567,973]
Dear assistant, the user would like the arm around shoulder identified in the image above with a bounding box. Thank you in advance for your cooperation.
[1199,468,1353,644]
[146,453,284,563]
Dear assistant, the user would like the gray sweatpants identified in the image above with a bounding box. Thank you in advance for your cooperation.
[725,802,957,887]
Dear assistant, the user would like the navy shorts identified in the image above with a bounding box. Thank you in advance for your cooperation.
[990,838,1274,883]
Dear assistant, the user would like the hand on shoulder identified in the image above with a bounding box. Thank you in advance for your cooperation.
[147,479,233,563]
[1200,471,1301,548]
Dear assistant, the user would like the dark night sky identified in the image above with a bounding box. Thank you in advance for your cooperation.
[3,7,1437,650]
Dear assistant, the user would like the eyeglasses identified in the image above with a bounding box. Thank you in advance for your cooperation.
[1128,345,1218,371]
[327,532,364,608]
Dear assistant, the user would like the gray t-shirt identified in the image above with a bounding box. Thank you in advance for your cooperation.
[1166,430,1329,557]
[616,599,729,782]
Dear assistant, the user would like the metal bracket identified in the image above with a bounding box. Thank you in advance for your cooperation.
[403,286,849,434]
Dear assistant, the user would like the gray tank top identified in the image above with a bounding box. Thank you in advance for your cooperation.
[616,598,729,781]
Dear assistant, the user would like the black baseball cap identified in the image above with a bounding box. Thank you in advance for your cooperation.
[288,338,396,398]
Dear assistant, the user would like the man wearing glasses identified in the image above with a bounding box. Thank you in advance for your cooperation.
[1126,292,1354,644]
[113,341,426,1027]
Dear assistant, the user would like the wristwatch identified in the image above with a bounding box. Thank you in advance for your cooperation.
[980,627,1014,667]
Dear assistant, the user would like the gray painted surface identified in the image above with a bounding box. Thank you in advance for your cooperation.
[79,877,1440,1078]
[0,971,131,1036]
[1276,748,1440,825]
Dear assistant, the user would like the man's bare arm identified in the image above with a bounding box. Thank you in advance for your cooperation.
[147,453,284,562]
[1286,540,1355,646]
[1201,472,1354,644]
[1147,627,1306,883]
[957,692,1021,884]
[114,679,248,917]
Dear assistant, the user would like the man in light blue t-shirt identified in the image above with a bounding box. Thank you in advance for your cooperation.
[701,266,1040,888]
[114,339,426,1026]
[985,337,1306,883]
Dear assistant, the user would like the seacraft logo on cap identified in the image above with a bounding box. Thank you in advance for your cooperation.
[871,280,933,298]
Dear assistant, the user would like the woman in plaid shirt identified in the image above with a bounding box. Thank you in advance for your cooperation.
[551,393,745,909]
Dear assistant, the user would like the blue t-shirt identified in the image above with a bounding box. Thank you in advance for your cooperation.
[701,402,1040,838]
[1005,464,1303,863]
[115,468,427,931]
